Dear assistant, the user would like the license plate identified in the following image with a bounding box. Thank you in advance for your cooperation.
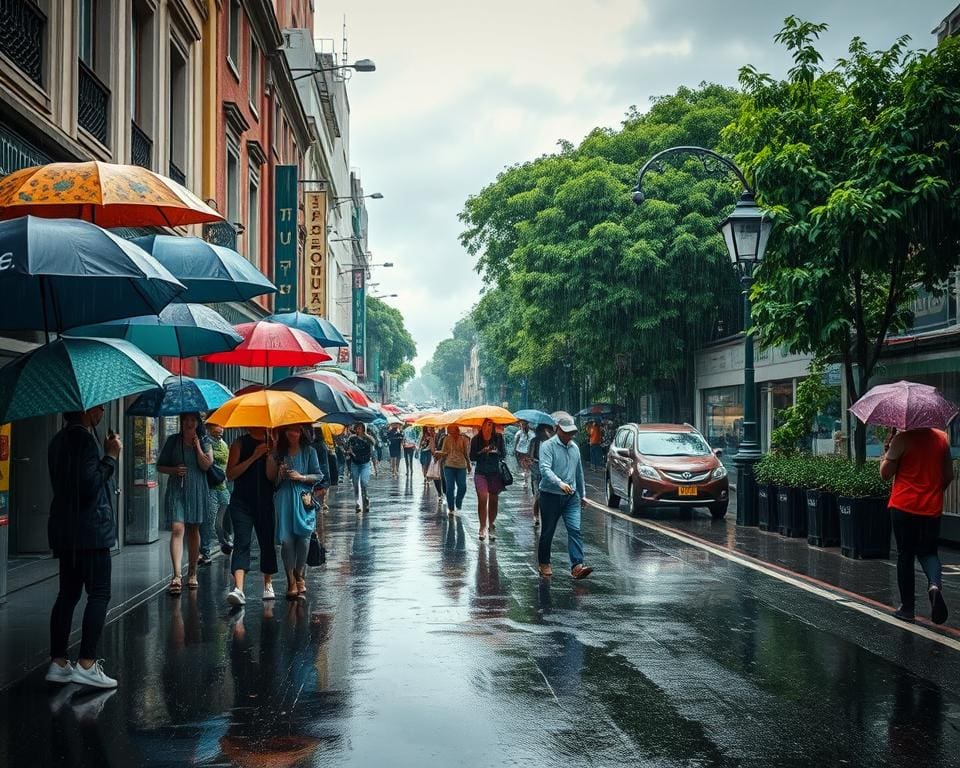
[678,486,697,497]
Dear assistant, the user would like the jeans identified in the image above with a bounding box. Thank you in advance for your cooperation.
[280,535,309,573]
[229,500,278,575]
[403,447,415,472]
[443,466,468,511]
[351,461,372,502]
[538,491,584,569]
[203,488,232,553]
[50,549,111,661]
[327,450,339,486]
[891,508,942,610]
[590,444,604,469]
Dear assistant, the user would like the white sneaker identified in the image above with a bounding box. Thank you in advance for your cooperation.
[70,660,117,690]
[226,587,246,606]
[262,585,275,600]
[45,660,74,684]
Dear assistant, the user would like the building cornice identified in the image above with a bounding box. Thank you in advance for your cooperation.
[223,101,250,135]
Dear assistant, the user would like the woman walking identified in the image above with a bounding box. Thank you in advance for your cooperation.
[346,423,376,512]
[529,423,554,527]
[470,419,506,541]
[226,428,278,606]
[205,423,233,556]
[267,425,324,600]
[402,425,417,475]
[435,424,471,517]
[387,424,403,478]
[419,427,436,487]
[157,413,213,594]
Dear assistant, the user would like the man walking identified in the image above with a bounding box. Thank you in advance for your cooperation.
[588,420,604,471]
[537,415,592,579]
[45,404,121,689]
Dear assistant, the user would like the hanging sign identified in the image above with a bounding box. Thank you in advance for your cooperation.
[304,190,327,317]
[273,164,298,313]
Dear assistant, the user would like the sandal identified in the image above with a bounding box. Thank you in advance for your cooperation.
[296,578,306,595]
[187,570,199,590]
[168,576,182,595]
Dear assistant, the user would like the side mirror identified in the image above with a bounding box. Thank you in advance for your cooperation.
[616,447,630,457]
[713,448,723,458]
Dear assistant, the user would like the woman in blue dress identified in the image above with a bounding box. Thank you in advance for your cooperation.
[267,424,324,600]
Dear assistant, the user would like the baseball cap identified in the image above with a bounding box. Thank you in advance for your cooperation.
[555,415,578,434]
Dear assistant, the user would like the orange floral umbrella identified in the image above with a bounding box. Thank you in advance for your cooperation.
[0,161,223,228]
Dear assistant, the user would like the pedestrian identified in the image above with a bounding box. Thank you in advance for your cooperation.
[225,427,278,606]
[267,424,324,600]
[435,424,470,517]
[470,419,506,541]
[881,426,953,624]
[402,424,417,475]
[529,423,554,527]
[419,427,436,486]
[45,404,121,689]
[433,427,447,510]
[537,415,593,580]
[513,420,534,481]
[369,426,381,477]
[346,422,376,513]
[387,423,403,478]
[157,413,213,595]
[317,422,340,491]
[588,420,604,471]
[203,423,233,557]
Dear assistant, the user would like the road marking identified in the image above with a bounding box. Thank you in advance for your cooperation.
[583,497,960,652]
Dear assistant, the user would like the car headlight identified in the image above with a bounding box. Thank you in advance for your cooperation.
[636,465,659,480]
[712,465,728,479]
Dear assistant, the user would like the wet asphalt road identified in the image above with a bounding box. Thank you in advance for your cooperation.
[2,467,959,767]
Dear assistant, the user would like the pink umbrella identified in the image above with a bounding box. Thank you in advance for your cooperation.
[849,381,958,430]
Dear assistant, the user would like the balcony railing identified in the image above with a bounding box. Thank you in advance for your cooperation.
[78,60,109,146]
[130,120,152,169]
[168,160,186,185]
[0,0,45,87]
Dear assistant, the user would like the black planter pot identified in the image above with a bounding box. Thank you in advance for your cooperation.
[807,489,840,547]
[776,486,807,538]
[757,483,779,532]
[838,496,891,559]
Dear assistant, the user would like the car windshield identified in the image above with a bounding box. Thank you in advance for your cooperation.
[635,432,711,457]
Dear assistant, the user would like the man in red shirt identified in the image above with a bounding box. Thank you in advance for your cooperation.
[881,427,954,624]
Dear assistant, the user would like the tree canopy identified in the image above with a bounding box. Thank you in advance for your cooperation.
[365,296,417,389]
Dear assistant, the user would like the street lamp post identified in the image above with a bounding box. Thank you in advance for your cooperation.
[632,146,772,527]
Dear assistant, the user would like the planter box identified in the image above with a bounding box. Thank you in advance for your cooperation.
[777,486,807,538]
[807,489,840,548]
[838,496,891,559]
[757,483,779,532]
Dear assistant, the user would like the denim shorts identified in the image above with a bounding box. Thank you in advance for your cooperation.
[474,473,504,495]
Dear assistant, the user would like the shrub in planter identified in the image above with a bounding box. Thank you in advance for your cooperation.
[774,456,815,538]
[805,456,846,547]
[833,462,892,560]
[754,454,783,533]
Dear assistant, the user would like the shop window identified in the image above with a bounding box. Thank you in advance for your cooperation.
[702,386,743,466]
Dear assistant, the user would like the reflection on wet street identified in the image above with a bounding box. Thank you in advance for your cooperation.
[2,471,960,767]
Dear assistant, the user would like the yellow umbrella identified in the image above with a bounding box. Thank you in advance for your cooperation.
[454,405,517,427]
[413,410,453,427]
[206,390,324,429]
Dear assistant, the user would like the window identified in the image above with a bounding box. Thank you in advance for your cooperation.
[248,38,259,106]
[79,0,95,67]
[168,43,187,183]
[246,169,259,266]
[227,0,240,66]
[635,432,711,457]
[226,141,239,227]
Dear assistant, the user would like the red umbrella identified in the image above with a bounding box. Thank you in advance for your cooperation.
[201,321,332,367]
[300,370,372,407]
[850,381,958,431]
[381,403,402,415]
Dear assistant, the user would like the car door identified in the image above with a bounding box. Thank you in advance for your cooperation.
[609,428,629,495]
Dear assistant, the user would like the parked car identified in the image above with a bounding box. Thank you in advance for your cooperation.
[605,423,729,519]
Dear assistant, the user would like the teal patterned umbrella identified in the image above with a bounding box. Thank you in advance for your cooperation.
[0,337,171,422]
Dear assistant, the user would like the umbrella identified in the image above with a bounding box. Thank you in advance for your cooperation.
[414,409,464,428]
[201,321,333,368]
[0,216,184,333]
[266,312,348,347]
[0,161,222,227]
[513,409,556,427]
[381,404,402,415]
[65,303,242,358]
[575,403,622,418]
[455,404,517,427]
[302,370,372,407]
[127,376,234,417]
[270,372,373,417]
[206,390,325,429]
[849,381,959,431]
[132,235,276,303]
[0,337,171,422]
[318,408,381,426]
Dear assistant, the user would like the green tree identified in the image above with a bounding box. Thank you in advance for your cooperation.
[365,296,417,388]
[428,317,477,402]
[727,18,960,462]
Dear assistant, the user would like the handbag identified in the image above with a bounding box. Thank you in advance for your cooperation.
[307,532,326,566]
[206,464,226,489]
[426,457,442,480]
[498,459,514,488]
[301,491,315,511]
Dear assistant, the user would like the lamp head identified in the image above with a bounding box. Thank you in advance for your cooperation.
[370,192,384,199]
[352,59,376,72]
[631,188,644,206]
[719,192,772,266]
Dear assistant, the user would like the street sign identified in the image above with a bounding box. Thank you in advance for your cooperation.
[304,190,327,317]
[273,164,298,313]
[352,269,366,378]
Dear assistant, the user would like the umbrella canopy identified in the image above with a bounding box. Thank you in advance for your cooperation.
[201,322,333,368]
[575,403,622,418]
[126,376,234,417]
[850,381,959,431]
[300,370,372,407]
[414,409,464,428]
[0,216,184,333]
[65,303,242,358]
[381,404,402,415]
[270,373,373,417]
[318,408,381,425]
[206,390,325,429]
[513,409,556,427]
[0,161,222,228]
[132,235,276,303]
[0,337,171,422]
[266,312,348,347]
[455,404,517,427]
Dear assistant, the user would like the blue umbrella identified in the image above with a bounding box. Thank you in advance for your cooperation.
[513,409,556,427]
[266,312,348,347]
[131,235,276,303]
[0,337,171,422]
[65,303,242,357]
[0,216,185,333]
[127,376,234,417]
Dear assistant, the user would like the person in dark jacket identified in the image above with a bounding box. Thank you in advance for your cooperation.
[45,404,121,689]
[470,419,506,542]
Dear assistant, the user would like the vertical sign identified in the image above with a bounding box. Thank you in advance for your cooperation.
[273,164,298,313]
[352,269,366,378]
[0,423,9,528]
[304,190,327,317]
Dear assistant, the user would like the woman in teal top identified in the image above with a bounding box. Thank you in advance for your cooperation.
[267,424,323,600]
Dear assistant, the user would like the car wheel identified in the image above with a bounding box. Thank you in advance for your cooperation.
[605,474,620,508]
[709,503,728,520]
[628,482,644,516]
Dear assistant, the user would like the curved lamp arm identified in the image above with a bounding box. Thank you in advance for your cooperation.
[632,146,753,204]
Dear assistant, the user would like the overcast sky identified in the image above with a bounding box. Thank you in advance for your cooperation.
[315,0,953,371]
